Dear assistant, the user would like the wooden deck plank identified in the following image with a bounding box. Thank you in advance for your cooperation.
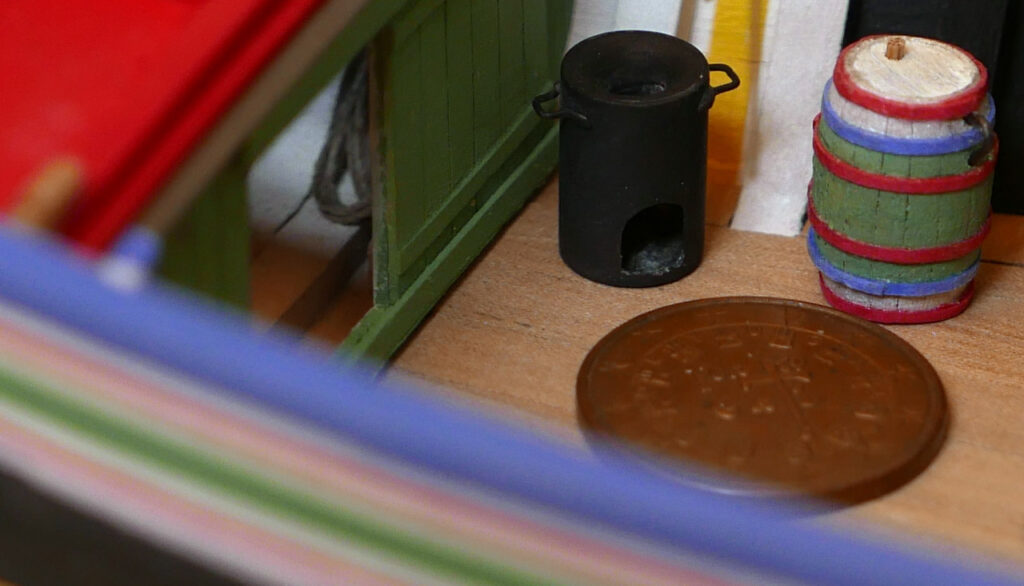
[380,178,1024,565]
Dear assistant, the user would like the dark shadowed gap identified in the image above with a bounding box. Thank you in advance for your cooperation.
[621,204,686,275]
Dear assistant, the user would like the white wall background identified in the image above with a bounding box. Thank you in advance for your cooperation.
[730,0,848,235]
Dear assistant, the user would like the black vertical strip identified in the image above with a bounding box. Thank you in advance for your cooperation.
[840,0,1008,75]
[0,468,239,586]
[993,1,1024,213]
[841,0,863,48]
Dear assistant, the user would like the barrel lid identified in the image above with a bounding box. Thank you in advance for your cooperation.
[834,35,987,120]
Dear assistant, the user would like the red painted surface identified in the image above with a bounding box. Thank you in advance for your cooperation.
[1,0,326,250]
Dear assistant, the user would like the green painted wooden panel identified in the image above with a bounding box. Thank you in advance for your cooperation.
[396,108,537,268]
[342,0,573,363]
[547,0,572,70]
[379,0,570,297]
[419,6,453,213]
[522,0,552,88]
[341,122,559,366]
[159,158,250,308]
[392,0,445,42]
[388,29,425,297]
[499,1,526,128]
[445,0,476,187]
[470,0,502,160]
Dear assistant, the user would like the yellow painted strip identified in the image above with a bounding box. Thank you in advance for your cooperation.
[704,0,770,225]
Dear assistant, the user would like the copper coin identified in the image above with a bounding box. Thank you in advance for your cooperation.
[577,297,948,505]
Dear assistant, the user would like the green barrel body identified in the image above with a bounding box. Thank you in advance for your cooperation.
[812,232,980,283]
[811,116,993,251]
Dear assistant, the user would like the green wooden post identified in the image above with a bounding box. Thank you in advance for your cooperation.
[159,155,251,308]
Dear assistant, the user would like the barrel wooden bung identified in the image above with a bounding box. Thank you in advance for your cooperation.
[834,35,988,120]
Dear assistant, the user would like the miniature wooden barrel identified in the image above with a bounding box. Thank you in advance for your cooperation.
[808,35,996,323]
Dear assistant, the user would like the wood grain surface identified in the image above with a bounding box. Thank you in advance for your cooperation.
[379,179,1024,567]
[843,35,979,103]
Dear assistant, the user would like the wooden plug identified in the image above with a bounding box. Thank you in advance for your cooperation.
[12,158,83,229]
[885,37,907,61]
